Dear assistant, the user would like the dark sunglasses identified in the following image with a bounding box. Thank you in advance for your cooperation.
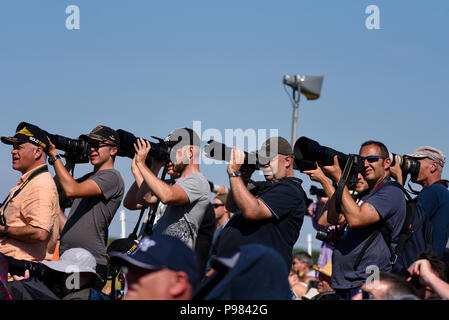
[212,203,225,208]
[361,155,386,163]
[90,140,116,149]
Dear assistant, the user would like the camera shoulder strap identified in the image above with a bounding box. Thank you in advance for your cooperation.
[0,165,49,225]
[335,156,356,214]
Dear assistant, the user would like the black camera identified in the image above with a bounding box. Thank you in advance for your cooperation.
[390,154,421,181]
[204,140,261,172]
[116,129,179,165]
[46,132,91,164]
[5,255,52,280]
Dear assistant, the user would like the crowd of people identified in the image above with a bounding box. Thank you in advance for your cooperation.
[0,121,448,301]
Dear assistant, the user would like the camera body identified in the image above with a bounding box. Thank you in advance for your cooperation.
[46,132,91,164]
[6,255,52,280]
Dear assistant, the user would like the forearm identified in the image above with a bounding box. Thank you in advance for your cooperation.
[229,177,265,219]
[137,162,174,204]
[427,273,449,299]
[319,195,344,226]
[0,225,48,243]
[52,159,79,197]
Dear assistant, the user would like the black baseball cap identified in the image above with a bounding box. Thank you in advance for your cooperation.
[79,125,120,148]
[164,128,201,148]
[1,122,50,154]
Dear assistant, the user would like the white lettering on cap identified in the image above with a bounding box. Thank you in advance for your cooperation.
[139,238,156,252]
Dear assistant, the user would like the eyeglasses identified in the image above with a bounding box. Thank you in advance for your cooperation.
[212,203,225,208]
[361,155,386,163]
[90,141,116,150]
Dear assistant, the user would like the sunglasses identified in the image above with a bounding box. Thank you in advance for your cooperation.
[212,203,225,208]
[361,155,386,163]
[90,140,116,150]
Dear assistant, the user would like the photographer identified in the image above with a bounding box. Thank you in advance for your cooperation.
[392,146,449,258]
[131,128,210,249]
[48,125,125,287]
[0,123,60,266]
[317,140,406,299]
[214,137,307,269]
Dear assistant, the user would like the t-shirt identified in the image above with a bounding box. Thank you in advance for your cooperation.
[152,172,211,249]
[417,183,449,256]
[331,182,406,290]
[214,177,306,268]
[59,169,124,266]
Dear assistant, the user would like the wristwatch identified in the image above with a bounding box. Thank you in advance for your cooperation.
[48,154,61,166]
[228,171,241,178]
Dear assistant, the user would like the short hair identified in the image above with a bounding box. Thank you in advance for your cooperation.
[293,252,313,268]
[379,272,418,299]
[418,251,449,282]
[360,140,389,158]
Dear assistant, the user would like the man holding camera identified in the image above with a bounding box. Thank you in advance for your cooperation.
[396,146,449,257]
[48,125,124,285]
[214,137,307,269]
[131,128,210,249]
[0,123,60,263]
[317,141,406,299]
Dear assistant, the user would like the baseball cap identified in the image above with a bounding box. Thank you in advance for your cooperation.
[1,122,50,154]
[79,125,120,148]
[215,193,228,205]
[40,248,102,280]
[257,136,294,165]
[164,128,201,148]
[109,234,200,288]
[406,146,446,168]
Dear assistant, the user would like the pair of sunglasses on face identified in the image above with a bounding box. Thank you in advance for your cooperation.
[89,140,116,150]
[212,203,225,208]
[361,155,386,163]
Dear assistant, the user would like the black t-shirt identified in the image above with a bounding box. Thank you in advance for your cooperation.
[214,177,306,268]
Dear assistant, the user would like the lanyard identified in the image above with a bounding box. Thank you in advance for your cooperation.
[0,165,49,225]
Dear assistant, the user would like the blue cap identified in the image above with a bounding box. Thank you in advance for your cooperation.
[109,234,199,287]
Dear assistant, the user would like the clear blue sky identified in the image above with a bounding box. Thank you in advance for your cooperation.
[1,1,448,250]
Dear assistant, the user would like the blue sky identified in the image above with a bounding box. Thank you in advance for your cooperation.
[1,1,448,250]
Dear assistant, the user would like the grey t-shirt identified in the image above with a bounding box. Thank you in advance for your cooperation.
[60,169,124,266]
[152,172,211,249]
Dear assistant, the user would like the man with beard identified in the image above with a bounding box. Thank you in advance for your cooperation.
[130,128,210,249]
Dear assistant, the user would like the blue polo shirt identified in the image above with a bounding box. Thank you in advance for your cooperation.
[331,182,406,290]
[417,183,449,256]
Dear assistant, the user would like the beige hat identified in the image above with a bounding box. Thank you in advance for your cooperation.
[406,146,446,168]
[312,262,332,278]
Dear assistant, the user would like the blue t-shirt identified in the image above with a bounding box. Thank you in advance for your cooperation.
[331,182,406,290]
[214,178,306,268]
[417,183,449,255]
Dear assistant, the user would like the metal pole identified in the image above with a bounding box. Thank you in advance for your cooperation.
[291,89,300,147]
[120,210,126,239]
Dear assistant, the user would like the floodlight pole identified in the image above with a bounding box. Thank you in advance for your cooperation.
[291,88,300,147]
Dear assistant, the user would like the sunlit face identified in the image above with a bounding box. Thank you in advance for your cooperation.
[267,155,291,179]
[360,144,390,186]
[412,158,436,184]
[212,198,226,220]
[89,140,117,167]
[11,142,41,174]
[123,266,175,300]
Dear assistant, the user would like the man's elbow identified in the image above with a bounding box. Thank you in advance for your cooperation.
[30,230,50,243]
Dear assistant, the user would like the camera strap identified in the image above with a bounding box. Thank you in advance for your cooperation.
[0,165,49,225]
[335,156,355,214]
